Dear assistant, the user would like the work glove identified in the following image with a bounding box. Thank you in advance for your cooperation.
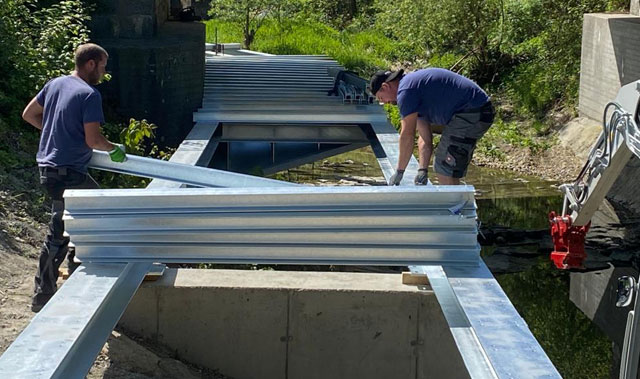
[388,169,404,186]
[414,168,429,185]
[108,143,127,163]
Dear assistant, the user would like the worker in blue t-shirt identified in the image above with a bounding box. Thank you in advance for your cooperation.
[369,68,494,185]
[22,43,127,312]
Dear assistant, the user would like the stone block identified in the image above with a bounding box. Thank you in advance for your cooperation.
[94,21,204,145]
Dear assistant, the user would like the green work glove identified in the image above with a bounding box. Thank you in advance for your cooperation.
[414,168,429,185]
[108,143,127,163]
[388,169,404,186]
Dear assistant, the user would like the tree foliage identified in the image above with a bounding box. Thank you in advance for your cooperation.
[208,0,295,49]
[0,0,92,168]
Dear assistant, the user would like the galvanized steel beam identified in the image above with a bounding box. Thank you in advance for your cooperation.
[63,186,480,266]
[0,262,153,379]
[438,263,561,378]
[89,150,297,188]
[415,266,498,379]
[194,111,389,124]
[220,123,369,143]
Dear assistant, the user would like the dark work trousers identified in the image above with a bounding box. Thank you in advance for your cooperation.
[34,166,99,305]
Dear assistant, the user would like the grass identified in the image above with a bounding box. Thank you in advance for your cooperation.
[203,18,558,157]
[204,19,400,75]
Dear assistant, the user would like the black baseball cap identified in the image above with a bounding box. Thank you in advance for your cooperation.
[368,69,404,95]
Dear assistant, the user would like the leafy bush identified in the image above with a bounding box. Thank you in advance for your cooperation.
[94,118,173,189]
[0,0,92,172]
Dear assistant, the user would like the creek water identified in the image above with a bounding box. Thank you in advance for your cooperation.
[269,146,612,378]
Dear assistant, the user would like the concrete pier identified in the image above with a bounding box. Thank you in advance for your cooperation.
[119,269,470,379]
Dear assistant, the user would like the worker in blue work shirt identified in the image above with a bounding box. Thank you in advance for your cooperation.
[22,43,127,312]
[369,68,494,185]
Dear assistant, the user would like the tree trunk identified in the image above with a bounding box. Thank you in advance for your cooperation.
[243,5,251,49]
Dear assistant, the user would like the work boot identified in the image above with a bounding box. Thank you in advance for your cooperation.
[66,248,81,276]
[31,293,53,313]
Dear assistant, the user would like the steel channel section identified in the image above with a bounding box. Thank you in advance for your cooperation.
[146,122,221,188]
[367,112,558,374]
[262,142,368,175]
[414,266,498,378]
[63,186,480,265]
[0,262,153,378]
[220,123,369,143]
[194,112,389,124]
[436,263,560,378]
[89,150,296,188]
[206,55,557,377]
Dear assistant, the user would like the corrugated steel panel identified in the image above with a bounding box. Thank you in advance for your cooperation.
[64,186,480,266]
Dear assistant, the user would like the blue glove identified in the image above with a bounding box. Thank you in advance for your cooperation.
[388,169,404,186]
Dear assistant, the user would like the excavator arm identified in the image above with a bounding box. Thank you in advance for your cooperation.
[550,80,640,269]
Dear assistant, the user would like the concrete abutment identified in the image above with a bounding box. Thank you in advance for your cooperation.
[90,0,205,146]
[119,269,470,379]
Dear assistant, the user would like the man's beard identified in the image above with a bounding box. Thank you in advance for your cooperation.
[89,68,101,85]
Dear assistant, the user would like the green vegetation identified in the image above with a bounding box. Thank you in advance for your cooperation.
[206,18,395,75]
[0,0,93,172]
[205,0,629,155]
[0,1,171,193]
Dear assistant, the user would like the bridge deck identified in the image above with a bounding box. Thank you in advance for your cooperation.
[0,50,559,378]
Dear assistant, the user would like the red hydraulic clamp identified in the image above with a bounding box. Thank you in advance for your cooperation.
[548,211,591,270]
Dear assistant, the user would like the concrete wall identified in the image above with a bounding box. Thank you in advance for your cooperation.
[579,14,640,121]
[578,13,640,219]
[632,0,639,16]
[119,269,470,379]
[90,0,205,146]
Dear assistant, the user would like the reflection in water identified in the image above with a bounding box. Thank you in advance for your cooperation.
[479,196,612,378]
[272,146,612,378]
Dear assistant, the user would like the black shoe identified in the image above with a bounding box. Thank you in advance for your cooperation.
[67,259,81,276]
[31,293,53,313]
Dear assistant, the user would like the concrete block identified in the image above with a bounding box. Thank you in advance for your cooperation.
[288,290,419,379]
[118,0,156,16]
[119,15,155,39]
[94,21,204,146]
[632,0,639,16]
[119,286,159,339]
[121,269,468,379]
[579,14,640,121]
[418,295,470,379]
[155,270,289,379]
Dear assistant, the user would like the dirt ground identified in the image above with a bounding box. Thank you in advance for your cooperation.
[0,121,597,377]
[0,175,227,377]
[473,139,584,182]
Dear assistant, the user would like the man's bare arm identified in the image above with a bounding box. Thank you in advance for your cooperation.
[84,122,116,151]
[416,118,433,169]
[397,112,418,171]
[22,97,44,130]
